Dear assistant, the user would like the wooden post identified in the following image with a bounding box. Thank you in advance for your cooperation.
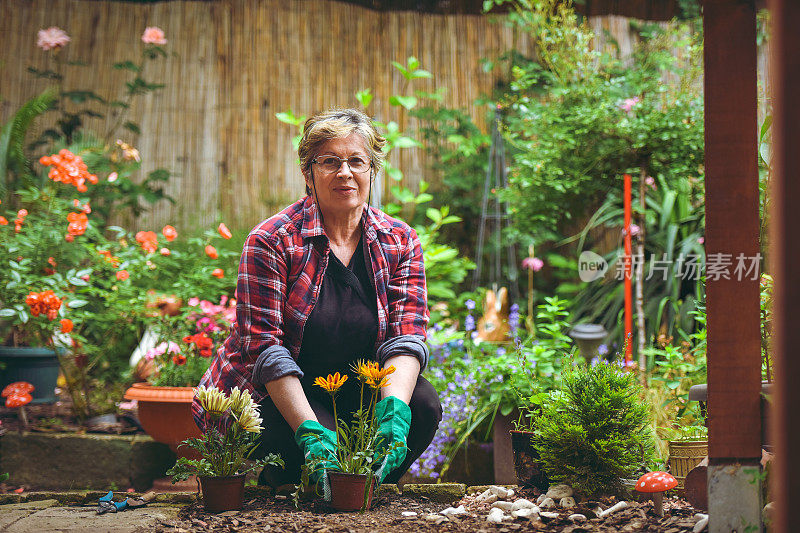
[703,0,762,530]
[767,0,800,530]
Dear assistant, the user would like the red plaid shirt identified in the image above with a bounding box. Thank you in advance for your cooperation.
[195,196,428,412]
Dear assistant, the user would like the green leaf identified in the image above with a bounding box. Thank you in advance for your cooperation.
[0,309,15,317]
[113,61,141,72]
[123,121,141,135]
[426,208,442,223]
[355,89,373,108]
[389,95,418,111]
[393,136,421,149]
[67,300,88,308]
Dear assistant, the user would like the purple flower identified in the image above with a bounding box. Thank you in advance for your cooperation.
[598,344,609,355]
[465,299,476,311]
[623,224,641,237]
[464,315,475,332]
[496,347,506,356]
[433,323,443,332]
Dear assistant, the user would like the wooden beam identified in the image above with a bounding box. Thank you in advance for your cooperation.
[767,0,800,529]
[703,0,761,461]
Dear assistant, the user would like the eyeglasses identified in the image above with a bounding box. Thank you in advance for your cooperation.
[312,155,372,174]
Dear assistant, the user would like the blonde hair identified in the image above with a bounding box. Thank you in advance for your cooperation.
[298,109,386,194]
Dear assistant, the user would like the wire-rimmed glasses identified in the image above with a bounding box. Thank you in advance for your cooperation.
[312,155,372,174]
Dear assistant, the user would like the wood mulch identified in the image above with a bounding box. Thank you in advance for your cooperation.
[152,487,703,533]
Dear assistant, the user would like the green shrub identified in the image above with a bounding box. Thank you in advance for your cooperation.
[533,360,655,496]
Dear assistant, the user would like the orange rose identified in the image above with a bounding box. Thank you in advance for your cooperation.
[205,245,218,259]
[218,223,232,240]
[0,216,7,225]
[160,247,171,256]
[116,270,129,281]
[172,354,187,366]
[60,318,74,333]
[212,268,224,278]
[162,225,177,242]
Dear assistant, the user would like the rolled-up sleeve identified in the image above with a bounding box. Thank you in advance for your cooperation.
[381,228,430,369]
[236,230,303,385]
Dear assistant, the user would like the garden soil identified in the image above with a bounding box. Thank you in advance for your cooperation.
[153,488,702,533]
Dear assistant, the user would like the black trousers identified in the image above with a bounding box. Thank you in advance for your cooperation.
[254,375,442,486]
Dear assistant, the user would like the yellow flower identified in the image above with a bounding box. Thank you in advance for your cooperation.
[314,372,349,393]
[351,359,378,382]
[229,386,257,417]
[234,406,263,433]
[367,375,391,389]
[195,385,232,419]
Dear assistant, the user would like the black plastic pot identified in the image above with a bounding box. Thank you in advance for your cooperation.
[328,472,375,512]
[0,346,60,404]
[199,474,245,512]
[510,430,548,490]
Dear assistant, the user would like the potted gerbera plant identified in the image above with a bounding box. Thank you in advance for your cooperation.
[167,385,284,512]
[298,361,403,512]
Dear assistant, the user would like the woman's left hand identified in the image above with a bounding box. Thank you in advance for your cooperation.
[373,395,411,482]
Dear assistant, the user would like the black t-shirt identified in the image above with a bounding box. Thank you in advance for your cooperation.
[299,234,378,409]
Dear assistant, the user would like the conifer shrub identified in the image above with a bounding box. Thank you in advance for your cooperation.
[533,361,655,496]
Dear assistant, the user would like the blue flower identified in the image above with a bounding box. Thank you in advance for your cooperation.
[465,299,476,311]
[598,344,609,355]
[496,347,506,356]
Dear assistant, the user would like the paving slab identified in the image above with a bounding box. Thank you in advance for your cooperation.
[0,499,181,533]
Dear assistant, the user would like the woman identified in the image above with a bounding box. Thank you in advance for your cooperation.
[194,108,442,488]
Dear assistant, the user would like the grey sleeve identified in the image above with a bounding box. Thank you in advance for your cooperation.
[251,344,304,385]
[376,334,429,371]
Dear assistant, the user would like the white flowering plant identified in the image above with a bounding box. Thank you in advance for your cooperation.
[167,386,283,480]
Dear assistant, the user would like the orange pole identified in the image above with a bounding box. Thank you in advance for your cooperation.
[623,173,633,365]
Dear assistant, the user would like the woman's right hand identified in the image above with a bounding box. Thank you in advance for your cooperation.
[294,420,338,483]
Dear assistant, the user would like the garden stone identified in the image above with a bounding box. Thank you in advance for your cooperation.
[440,505,466,516]
[546,483,573,499]
[536,494,548,505]
[486,508,506,523]
[539,497,556,509]
[559,496,576,508]
[511,498,536,511]
[401,511,418,518]
[491,501,513,511]
[693,513,709,533]
[540,511,560,520]
[476,488,493,502]
[483,494,499,504]
[511,508,538,519]
[569,513,587,523]
[402,483,466,503]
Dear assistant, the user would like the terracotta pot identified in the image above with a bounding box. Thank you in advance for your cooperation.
[123,383,201,455]
[510,430,548,490]
[328,472,375,511]
[668,439,708,491]
[199,474,245,513]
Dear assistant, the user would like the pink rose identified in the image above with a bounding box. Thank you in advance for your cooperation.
[37,27,71,51]
[141,26,167,45]
[624,224,641,237]
[698,237,704,244]
[620,96,640,113]
[645,176,656,190]
[522,257,544,272]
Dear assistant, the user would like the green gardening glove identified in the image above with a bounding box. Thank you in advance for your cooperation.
[373,396,411,483]
[294,420,338,489]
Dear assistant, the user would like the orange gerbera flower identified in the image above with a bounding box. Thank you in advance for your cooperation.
[205,245,218,259]
[211,268,224,278]
[60,318,73,333]
[314,372,348,394]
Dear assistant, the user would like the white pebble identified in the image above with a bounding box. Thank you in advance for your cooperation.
[511,508,538,519]
[506,489,515,498]
[539,497,556,509]
[483,494,498,504]
[511,498,536,511]
[440,505,466,516]
[476,488,492,502]
[540,511,560,520]
[546,483,574,500]
[569,513,587,523]
[693,515,709,533]
[423,513,448,524]
[401,511,418,517]
[486,508,506,523]
[536,494,547,505]
[598,501,629,518]
[491,501,513,511]
[490,485,511,498]
[560,496,577,509]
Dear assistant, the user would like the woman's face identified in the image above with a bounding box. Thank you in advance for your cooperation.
[305,133,372,219]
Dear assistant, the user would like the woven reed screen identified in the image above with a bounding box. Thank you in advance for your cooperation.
[0,2,767,232]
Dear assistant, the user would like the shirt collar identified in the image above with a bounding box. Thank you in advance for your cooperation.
[300,196,394,241]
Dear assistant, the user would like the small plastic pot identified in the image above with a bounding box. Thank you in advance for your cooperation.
[510,430,548,490]
[328,472,375,512]
[199,474,246,513]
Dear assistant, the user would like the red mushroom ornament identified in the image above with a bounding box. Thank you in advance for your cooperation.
[2,381,34,398]
[635,471,678,516]
[5,391,33,432]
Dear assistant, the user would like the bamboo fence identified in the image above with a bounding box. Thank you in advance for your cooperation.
[0,1,770,232]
